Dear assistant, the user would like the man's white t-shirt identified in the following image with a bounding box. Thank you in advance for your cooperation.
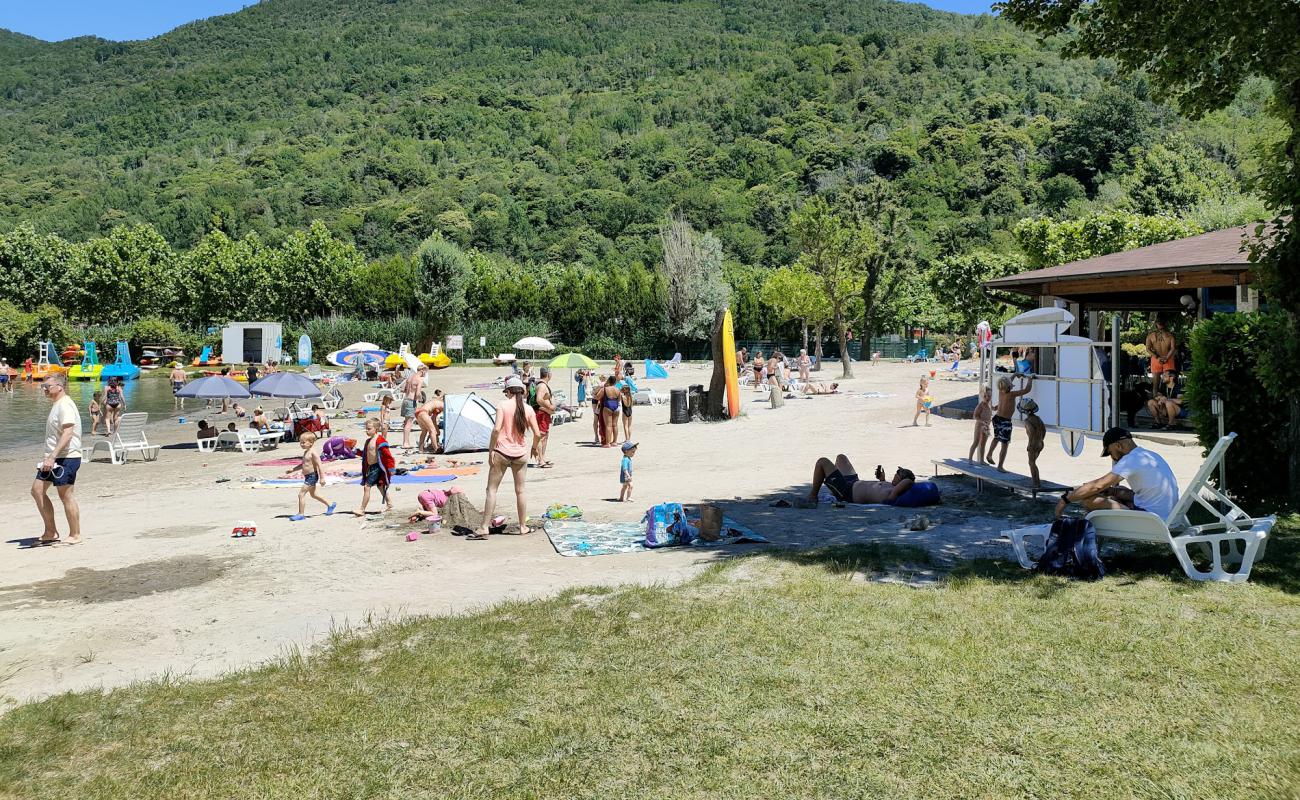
[46,394,83,460]
[1111,446,1178,519]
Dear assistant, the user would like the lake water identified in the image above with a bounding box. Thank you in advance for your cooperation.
[0,374,191,451]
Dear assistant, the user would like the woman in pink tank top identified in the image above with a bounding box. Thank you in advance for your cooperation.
[471,376,539,539]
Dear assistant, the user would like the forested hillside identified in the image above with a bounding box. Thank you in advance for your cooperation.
[0,0,1281,350]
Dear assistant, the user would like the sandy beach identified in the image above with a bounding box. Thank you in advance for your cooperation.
[0,361,1209,706]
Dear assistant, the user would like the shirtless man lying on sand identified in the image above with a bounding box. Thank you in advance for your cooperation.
[805,455,915,504]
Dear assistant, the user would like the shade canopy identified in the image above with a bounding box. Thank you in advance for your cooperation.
[514,336,555,351]
[548,352,597,370]
[248,372,322,398]
[984,223,1261,304]
[343,341,381,351]
[174,375,251,399]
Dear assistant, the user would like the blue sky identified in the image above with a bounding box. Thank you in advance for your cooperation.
[1,0,994,42]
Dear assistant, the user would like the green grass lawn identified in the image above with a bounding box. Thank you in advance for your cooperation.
[3,520,1299,799]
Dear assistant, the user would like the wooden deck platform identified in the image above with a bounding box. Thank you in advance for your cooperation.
[931,458,1069,498]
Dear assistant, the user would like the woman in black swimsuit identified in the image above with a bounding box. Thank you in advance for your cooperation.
[104,378,125,435]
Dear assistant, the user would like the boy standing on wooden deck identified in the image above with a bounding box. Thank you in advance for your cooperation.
[985,373,1033,472]
[1020,398,1046,488]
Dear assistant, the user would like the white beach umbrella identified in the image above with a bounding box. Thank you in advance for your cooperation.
[513,336,555,352]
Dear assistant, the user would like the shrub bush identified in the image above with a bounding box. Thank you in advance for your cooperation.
[300,316,427,356]
[69,318,204,359]
[1185,313,1290,508]
[0,301,73,362]
[455,317,551,360]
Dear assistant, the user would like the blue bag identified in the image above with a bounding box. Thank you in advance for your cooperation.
[644,502,695,548]
[1037,517,1105,580]
[893,481,941,508]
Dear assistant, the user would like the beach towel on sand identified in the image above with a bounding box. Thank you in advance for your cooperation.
[544,517,767,557]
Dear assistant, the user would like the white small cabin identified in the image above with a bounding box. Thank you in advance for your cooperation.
[987,307,1112,455]
[222,322,283,365]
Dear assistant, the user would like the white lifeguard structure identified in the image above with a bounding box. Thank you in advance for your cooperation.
[984,307,1117,457]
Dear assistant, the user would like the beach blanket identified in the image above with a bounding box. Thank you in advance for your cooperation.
[247,458,302,467]
[464,382,500,389]
[544,517,767,557]
[410,465,479,477]
[257,473,457,488]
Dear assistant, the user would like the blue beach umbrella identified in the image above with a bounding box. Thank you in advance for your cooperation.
[174,375,251,399]
[248,372,322,399]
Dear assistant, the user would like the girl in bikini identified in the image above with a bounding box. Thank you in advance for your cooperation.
[415,390,444,453]
[620,382,634,443]
[88,391,104,435]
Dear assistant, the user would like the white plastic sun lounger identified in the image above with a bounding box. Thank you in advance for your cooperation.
[632,388,667,406]
[216,429,283,454]
[321,387,344,410]
[88,412,160,464]
[1008,433,1274,582]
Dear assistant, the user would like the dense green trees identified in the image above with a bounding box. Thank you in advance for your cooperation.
[1013,212,1203,270]
[789,196,873,378]
[999,0,1300,506]
[0,0,1284,362]
[658,216,732,350]
[414,234,472,336]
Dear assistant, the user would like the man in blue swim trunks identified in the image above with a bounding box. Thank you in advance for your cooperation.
[805,455,915,505]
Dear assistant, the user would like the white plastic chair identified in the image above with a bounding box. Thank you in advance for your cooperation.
[1008,434,1274,582]
[216,429,282,453]
[632,388,667,406]
[89,412,160,464]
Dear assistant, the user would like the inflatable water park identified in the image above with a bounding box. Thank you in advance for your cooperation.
[27,341,67,380]
[68,341,103,381]
[327,342,450,370]
[100,341,141,381]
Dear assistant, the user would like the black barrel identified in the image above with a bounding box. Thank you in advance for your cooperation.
[669,388,690,424]
[700,389,710,418]
[687,384,703,419]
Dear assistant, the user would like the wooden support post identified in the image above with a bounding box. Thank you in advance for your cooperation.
[764,385,785,411]
[706,310,727,420]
